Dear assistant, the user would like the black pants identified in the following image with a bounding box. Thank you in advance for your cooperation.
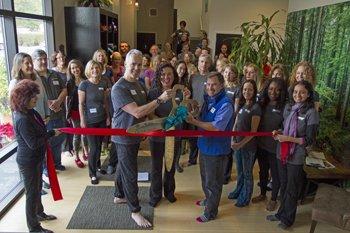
[86,120,106,177]
[149,140,178,202]
[256,147,280,200]
[108,142,118,167]
[18,161,44,231]
[114,143,141,213]
[223,149,233,182]
[276,161,304,227]
[199,153,225,220]
[188,137,198,164]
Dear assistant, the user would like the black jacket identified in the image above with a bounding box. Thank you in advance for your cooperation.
[14,109,55,166]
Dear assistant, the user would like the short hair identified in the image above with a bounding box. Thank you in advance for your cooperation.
[155,63,179,91]
[84,60,102,78]
[179,20,186,27]
[289,61,316,87]
[50,50,67,68]
[92,48,108,66]
[11,52,35,81]
[10,79,40,112]
[32,49,47,60]
[125,49,142,66]
[198,54,212,65]
[206,71,225,85]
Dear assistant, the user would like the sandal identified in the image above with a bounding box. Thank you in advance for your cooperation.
[75,159,85,168]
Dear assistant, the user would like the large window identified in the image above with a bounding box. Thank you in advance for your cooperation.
[0,0,54,218]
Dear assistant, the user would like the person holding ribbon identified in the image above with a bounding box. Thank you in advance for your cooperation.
[229,79,262,207]
[252,78,287,211]
[11,79,59,233]
[78,60,110,185]
[186,72,234,223]
[111,49,173,228]
[267,80,319,230]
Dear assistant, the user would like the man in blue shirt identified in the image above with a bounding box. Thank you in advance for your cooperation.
[186,72,234,223]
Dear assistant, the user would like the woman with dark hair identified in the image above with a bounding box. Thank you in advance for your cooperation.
[66,59,88,167]
[228,79,261,207]
[251,78,286,211]
[267,80,319,230]
[11,79,59,233]
[176,60,189,88]
[147,63,185,207]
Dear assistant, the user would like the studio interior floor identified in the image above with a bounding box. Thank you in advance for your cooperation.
[0,142,345,233]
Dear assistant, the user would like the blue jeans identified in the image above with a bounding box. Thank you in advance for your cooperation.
[46,118,66,167]
[231,149,256,205]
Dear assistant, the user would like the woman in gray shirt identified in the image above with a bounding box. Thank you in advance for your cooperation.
[78,60,110,185]
[267,80,319,230]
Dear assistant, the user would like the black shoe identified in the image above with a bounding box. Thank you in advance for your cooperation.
[41,189,48,195]
[42,180,50,189]
[30,226,54,233]
[176,165,183,173]
[266,214,279,222]
[55,165,66,171]
[278,222,289,230]
[166,195,177,203]
[187,161,197,166]
[149,199,160,207]
[234,202,248,208]
[91,177,99,185]
[98,168,106,175]
[106,165,116,175]
[37,213,57,221]
[223,179,230,185]
[227,192,238,200]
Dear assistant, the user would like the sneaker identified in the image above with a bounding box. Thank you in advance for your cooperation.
[42,180,50,189]
[91,176,99,185]
[113,197,127,204]
[29,226,54,233]
[176,164,183,173]
[196,214,210,223]
[55,165,66,171]
[252,194,266,203]
[107,165,116,175]
[235,202,248,208]
[74,159,85,168]
[266,200,277,211]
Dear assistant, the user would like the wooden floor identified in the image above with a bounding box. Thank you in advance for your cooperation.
[0,148,345,233]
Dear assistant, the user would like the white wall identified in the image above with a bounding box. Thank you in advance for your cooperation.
[288,0,349,12]
[205,0,289,56]
[174,0,202,38]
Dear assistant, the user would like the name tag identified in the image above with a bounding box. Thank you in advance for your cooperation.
[245,109,251,113]
[227,91,234,95]
[89,108,97,113]
[98,87,104,91]
[141,90,145,94]
[272,108,281,113]
[53,80,59,85]
[298,116,305,121]
[238,109,243,114]
[210,107,216,113]
[130,90,137,95]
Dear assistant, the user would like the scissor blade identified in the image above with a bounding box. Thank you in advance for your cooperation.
[126,118,165,133]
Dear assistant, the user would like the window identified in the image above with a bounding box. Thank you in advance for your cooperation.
[0,0,54,218]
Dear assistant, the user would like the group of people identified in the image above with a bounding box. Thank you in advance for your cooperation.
[9,19,320,232]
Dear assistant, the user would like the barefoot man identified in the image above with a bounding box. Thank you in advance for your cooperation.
[111,49,173,227]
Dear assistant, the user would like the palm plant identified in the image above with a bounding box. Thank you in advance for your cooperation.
[78,0,113,7]
[229,10,285,74]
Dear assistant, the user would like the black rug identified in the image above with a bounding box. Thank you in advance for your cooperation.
[67,186,153,230]
[100,156,152,182]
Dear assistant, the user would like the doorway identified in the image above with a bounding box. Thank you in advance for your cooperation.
[137,32,156,55]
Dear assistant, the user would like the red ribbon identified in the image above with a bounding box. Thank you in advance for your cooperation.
[59,127,272,137]
[46,143,63,201]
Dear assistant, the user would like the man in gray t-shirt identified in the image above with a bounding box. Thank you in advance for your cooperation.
[111,49,172,228]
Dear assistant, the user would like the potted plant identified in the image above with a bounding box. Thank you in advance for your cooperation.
[78,0,113,7]
[229,10,285,74]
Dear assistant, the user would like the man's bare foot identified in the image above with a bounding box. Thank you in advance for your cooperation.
[113,197,127,204]
[131,212,152,227]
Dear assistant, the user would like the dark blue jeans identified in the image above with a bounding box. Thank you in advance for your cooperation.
[46,118,66,167]
[231,149,256,205]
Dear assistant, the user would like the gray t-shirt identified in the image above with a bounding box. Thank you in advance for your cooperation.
[39,69,66,120]
[276,104,319,165]
[111,78,147,145]
[78,80,107,124]
[258,104,284,153]
[234,103,262,152]
[190,73,206,108]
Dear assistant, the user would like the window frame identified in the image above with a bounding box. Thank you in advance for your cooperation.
[0,0,54,219]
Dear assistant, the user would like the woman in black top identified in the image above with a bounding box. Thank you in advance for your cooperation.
[252,78,286,211]
[11,79,59,233]
[66,59,88,168]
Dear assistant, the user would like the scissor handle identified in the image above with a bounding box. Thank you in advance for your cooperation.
[171,84,185,110]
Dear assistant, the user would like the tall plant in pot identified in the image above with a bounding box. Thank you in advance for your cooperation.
[229,10,286,74]
[78,0,113,7]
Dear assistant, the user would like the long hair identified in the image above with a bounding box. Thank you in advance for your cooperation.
[154,63,179,91]
[259,78,287,110]
[67,59,86,83]
[10,79,40,112]
[238,79,258,109]
[288,80,315,113]
[176,60,189,88]
[289,61,316,87]
[50,50,67,68]
[270,63,288,84]
[92,48,108,67]
[11,53,36,81]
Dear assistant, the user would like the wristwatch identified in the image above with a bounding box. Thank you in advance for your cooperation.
[156,98,162,105]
